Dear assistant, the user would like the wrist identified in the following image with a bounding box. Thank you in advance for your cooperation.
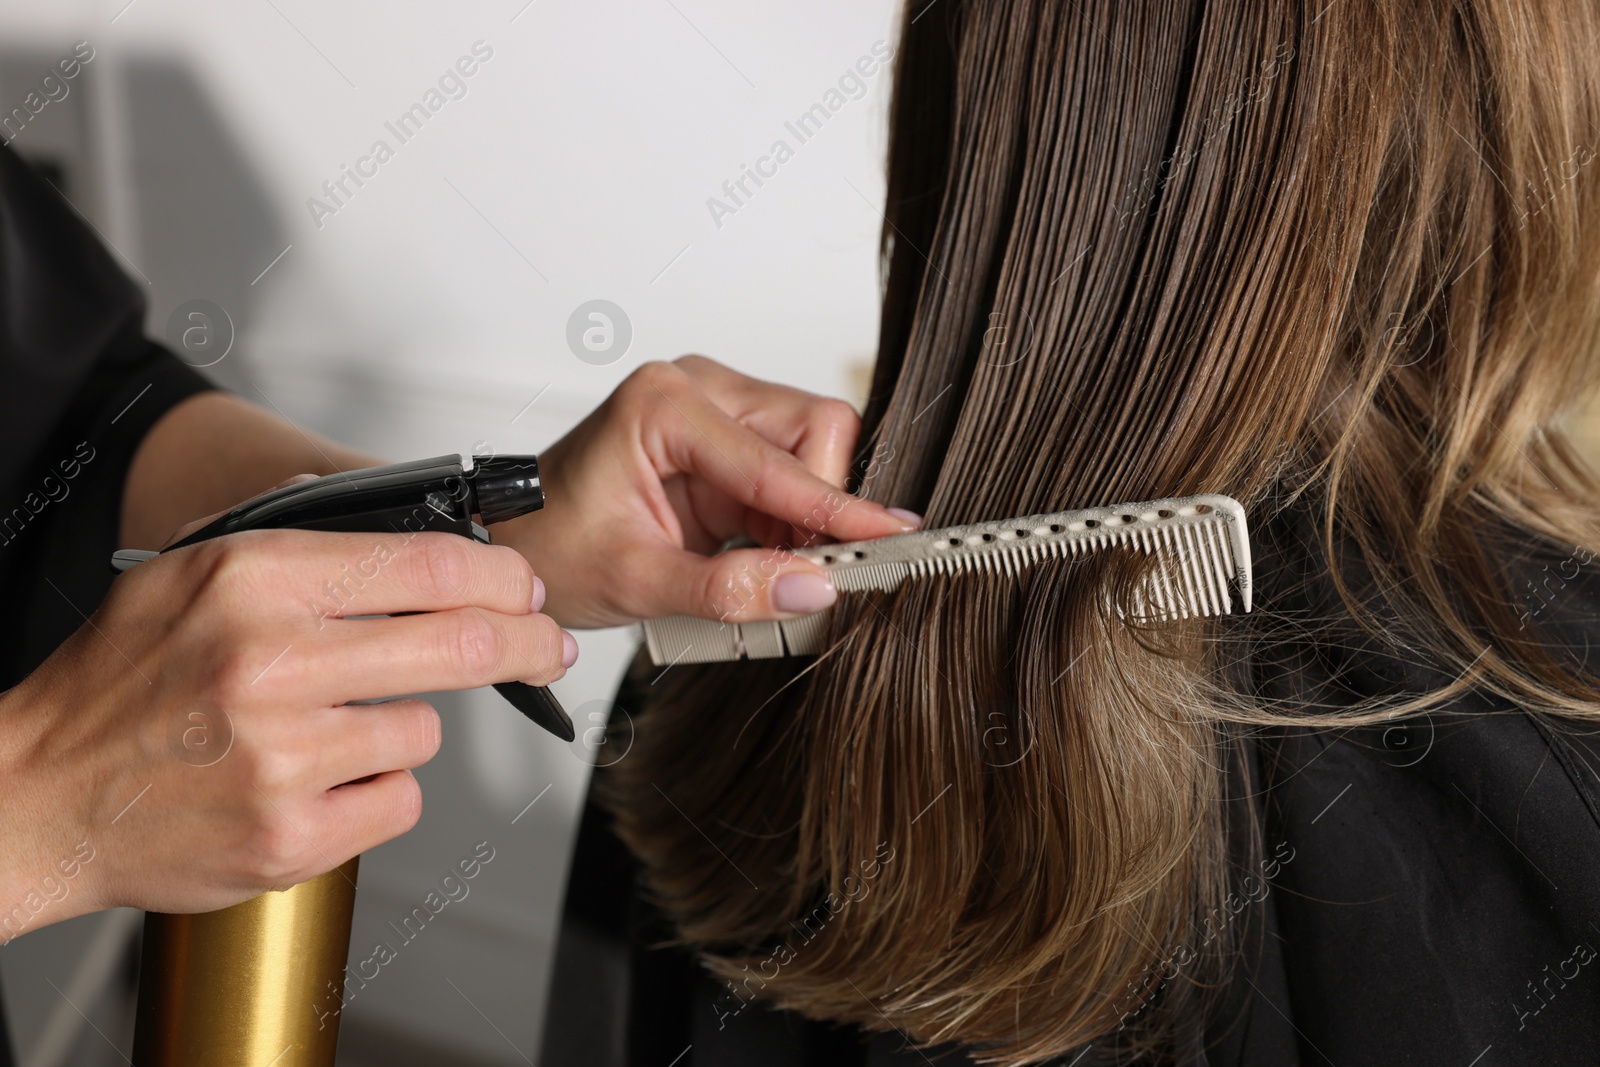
[0,683,102,940]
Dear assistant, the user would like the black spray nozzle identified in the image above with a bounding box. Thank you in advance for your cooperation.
[469,455,545,525]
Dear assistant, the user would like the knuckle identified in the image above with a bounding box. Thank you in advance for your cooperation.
[705,556,760,622]
[235,739,299,796]
[672,353,712,374]
[187,538,255,608]
[445,612,502,685]
[815,397,860,432]
[745,454,779,512]
[206,642,268,709]
[532,615,567,675]
[515,615,567,684]
[242,816,308,886]
[494,545,536,608]
[415,535,473,603]
[627,359,684,397]
[186,530,306,617]
[387,774,424,837]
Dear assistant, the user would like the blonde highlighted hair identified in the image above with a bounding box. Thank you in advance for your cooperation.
[604,1,1600,1061]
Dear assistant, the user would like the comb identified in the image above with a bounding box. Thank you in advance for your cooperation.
[642,494,1252,665]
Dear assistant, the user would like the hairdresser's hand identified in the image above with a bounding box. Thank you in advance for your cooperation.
[498,356,920,629]
[0,529,566,923]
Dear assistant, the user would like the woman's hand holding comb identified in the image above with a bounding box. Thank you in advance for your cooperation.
[494,356,921,629]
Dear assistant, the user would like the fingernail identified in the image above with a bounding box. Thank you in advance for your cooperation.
[773,572,837,614]
[531,576,547,614]
[887,507,923,529]
[561,630,579,668]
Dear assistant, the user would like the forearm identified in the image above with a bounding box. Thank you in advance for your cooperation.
[120,392,381,549]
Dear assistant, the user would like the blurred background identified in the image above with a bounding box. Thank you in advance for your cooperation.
[0,0,900,1063]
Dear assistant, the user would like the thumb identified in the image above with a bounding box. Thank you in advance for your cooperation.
[639,544,838,623]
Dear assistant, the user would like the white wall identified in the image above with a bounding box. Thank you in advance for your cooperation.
[0,1,899,1063]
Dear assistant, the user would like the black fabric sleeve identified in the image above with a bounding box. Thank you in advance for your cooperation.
[0,145,150,506]
[0,142,220,689]
[0,337,215,689]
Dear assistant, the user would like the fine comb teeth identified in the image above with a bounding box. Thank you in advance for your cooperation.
[642,494,1253,666]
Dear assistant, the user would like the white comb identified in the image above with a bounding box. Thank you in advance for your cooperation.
[642,494,1252,666]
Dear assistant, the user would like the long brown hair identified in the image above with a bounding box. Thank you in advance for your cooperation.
[603,0,1600,1061]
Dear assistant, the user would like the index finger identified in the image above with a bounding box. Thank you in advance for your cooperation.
[673,355,861,489]
[637,365,919,544]
[186,528,539,621]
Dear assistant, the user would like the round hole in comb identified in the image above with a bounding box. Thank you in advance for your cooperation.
[949,537,962,546]
[853,550,865,559]
[1195,503,1213,514]
[1015,529,1029,537]
[1084,519,1099,529]
[1049,524,1063,533]
[1121,514,1136,523]
[823,555,835,564]
[981,533,994,542]
[1157,509,1174,519]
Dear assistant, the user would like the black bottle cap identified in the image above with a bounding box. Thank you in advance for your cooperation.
[470,455,545,525]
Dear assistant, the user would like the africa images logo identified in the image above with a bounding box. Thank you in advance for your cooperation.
[305,41,495,229]
[704,40,894,229]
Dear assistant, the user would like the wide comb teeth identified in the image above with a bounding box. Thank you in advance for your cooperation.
[642,494,1251,666]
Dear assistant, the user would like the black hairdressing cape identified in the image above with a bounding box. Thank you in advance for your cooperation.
[541,507,1600,1065]
[0,144,215,1062]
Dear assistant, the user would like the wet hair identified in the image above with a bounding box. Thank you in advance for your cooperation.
[602,1,1600,1061]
